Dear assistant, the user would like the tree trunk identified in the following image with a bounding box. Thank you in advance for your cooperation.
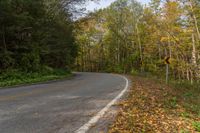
[136,23,143,72]
[190,69,193,84]
[158,43,161,60]
[189,0,200,40]
[192,33,197,64]
[168,35,172,58]
[187,67,190,81]
[81,44,84,72]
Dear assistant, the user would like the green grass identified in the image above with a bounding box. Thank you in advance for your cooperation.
[170,81,200,115]
[193,121,200,132]
[0,68,72,88]
[164,96,178,109]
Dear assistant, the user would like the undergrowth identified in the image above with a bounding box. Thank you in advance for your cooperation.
[0,67,71,87]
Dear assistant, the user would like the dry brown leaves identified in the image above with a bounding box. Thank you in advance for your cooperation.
[109,76,199,133]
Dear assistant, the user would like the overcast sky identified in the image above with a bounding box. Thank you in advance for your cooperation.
[85,0,150,11]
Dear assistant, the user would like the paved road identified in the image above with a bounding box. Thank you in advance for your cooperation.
[0,72,128,133]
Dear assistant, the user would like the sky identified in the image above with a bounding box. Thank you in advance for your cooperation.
[85,0,151,12]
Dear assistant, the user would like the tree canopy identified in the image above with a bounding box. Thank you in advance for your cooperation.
[75,0,200,83]
[0,0,90,72]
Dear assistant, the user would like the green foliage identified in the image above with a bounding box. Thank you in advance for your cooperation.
[165,96,178,109]
[130,69,138,75]
[171,81,200,113]
[112,65,124,73]
[193,121,200,132]
[20,52,40,72]
[181,112,191,118]
[0,0,78,72]
[0,68,71,87]
[173,81,200,90]
[0,52,14,70]
[170,97,178,107]
[75,0,144,73]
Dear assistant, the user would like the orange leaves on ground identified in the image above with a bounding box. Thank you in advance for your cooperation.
[109,76,199,133]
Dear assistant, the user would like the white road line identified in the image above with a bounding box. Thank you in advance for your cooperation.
[75,75,129,133]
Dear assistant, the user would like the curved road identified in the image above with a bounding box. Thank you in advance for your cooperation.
[0,72,128,133]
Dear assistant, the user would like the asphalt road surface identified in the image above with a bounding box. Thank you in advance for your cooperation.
[0,72,128,133]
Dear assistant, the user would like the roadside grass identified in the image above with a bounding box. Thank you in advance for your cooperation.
[109,76,200,133]
[0,68,72,88]
[171,81,200,116]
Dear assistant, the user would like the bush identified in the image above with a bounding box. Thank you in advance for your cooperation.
[0,52,14,71]
[130,69,138,75]
[0,68,71,87]
[20,52,40,72]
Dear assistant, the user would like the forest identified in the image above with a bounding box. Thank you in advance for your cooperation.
[75,0,200,85]
[0,0,83,86]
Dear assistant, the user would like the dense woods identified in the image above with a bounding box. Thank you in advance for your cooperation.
[1,0,200,86]
[0,0,89,86]
[0,0,80,73]
[75,0,200,84]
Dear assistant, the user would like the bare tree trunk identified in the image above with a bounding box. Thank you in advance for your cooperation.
[117,40,120,64]
[165,48,169,83]
[191,31,200,80]
[189,0,200,40]
[81,45,84,72]
[190,69,193,84]
[187,67,190,81]
[158,43,161,60]
[89,48,92,72]
[189,0,200,81]
[101,42,104,72]
[179,70,181,80]
[192,33,197,65]
[136,23,143,72]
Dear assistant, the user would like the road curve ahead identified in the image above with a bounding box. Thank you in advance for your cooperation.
[0,72,128,133]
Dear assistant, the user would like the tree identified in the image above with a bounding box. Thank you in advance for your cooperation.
[0,0,85,72]
[75,0,200,84]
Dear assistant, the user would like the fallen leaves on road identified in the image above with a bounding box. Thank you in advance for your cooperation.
[109,76,200,133]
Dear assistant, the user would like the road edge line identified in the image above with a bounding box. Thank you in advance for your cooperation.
[75,75,129,133]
